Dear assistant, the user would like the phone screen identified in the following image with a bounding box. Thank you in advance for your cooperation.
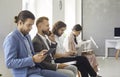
[44,48,56,55]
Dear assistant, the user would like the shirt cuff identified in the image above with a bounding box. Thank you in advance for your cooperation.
[56,64,59,69]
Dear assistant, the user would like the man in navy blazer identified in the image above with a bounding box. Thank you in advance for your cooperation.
[3,10,68,77]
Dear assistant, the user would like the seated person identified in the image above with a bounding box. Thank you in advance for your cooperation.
[3,10,68,77]
[32,17,78,77]
[63,24,99,73]
[51,21,101,77]
[47,31,82,77]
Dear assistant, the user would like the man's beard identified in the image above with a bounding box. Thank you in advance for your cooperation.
[56,33,62,37]
[42,30,49,35]
[21,29,29,36]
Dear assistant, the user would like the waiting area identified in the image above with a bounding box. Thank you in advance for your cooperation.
[1,0,120,77]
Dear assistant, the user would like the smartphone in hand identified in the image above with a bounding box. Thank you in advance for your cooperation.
[44,48,56,55]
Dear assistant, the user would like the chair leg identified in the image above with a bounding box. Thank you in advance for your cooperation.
[115,49,120,60]
[77,71,81,77]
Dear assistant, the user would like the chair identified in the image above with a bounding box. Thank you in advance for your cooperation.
[77,71,81,77]
[115,49,120,60]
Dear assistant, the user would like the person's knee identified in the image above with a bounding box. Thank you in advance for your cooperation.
[69,65,78,74]
[42,69,68,77]
[66,70,75,77]
[57,69,75,77]
[64,65,78,75]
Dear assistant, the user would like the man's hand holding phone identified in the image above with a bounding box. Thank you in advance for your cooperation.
[44,48,55,55]
[32,49,48,63]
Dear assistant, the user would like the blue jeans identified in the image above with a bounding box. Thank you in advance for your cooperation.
[27,67,68,77]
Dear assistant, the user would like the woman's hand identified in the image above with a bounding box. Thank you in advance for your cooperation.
[66,51,77,56]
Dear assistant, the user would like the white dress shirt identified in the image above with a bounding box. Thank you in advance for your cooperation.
[55,35,66,54]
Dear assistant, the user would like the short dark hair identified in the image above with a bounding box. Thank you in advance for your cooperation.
[52,21,66,36]
[36,16,49,26]
[14,10,35,23]
[72,24,82,31]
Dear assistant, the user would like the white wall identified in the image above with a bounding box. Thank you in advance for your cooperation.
[65,0,76,33]
[25,0,53,39]
[76,0,82,40]
[0,0,22,77]
[65,0,82,39]
[53,0,65,23]
[83,0,120,56]
[76,0,82,25]
[0,0,22,49]
[34,0,52,25]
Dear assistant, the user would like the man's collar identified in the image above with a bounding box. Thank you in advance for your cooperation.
[37,33,46,39]
[17,29,26,38]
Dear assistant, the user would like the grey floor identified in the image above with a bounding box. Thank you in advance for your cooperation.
[0,49,120,77]
[98,57,120,77]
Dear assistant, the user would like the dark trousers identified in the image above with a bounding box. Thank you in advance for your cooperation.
[55,56,97,77]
